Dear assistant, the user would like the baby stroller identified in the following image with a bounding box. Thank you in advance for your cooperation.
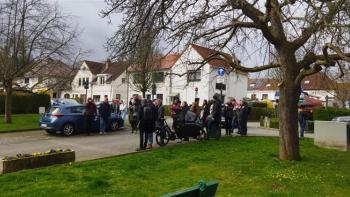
[155,110,207,146]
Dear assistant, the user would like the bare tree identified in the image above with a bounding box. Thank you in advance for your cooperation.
[324,68,350,108]
[103,0,350,160]
[0,0,79,123]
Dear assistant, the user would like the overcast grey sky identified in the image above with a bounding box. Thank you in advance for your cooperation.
[54,0,120,62]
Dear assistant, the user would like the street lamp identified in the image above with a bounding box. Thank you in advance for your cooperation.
[152,83,157,100]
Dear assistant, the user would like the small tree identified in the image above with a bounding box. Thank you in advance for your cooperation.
[0,0,79,123]
[103,0,350,160]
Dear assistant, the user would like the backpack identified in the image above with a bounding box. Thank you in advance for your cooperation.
[142,105,154,121]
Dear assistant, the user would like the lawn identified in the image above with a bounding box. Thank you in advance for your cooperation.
[0,114,41,132]
[0,137,349,196]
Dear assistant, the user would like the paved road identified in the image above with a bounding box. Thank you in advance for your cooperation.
[0,122,313,161]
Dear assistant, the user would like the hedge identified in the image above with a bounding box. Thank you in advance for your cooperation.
[164,105,171,117]
[250,102,267,108]
[313,107,350,121]
[0,93,50,114]
[269,118,279,129]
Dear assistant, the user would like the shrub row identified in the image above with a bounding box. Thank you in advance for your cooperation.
[249,107,277,121]
[0,93,50,114]
[249,102,267,108]
[313,107,350,121]
[269,118,279,129]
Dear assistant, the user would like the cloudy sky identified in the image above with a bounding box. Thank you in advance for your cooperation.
[54,0,120,62]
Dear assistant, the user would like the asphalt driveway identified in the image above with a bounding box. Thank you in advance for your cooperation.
[0,123,313,162]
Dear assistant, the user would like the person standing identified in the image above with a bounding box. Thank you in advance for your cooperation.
[138,99,157,150]
[224,101,234,136]
[298,106,307,138]
[171,99,181,129]
[155,99,165,129]
[119,100,127,120]
[131,97,141,133]
[99,96,111,135]
[191,98,201,117]
[201,99,210,129]
[84,98,97,136]
[211,93,222,137]
[238,101,250,136]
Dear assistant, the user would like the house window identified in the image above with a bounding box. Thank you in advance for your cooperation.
[153,72,165,83]
[116,94,121,99]
[122,78,126,83]
[86,77,89,85]
[64,94,70,99]
[249,83,255,87]
[146,94,151,100]
[251,94,257,100]
[93,95,100,102]
[266,84,271,87]
[304,80,310,84]
[100,76,105,85]
[24,78,29,84]
[78,78,82,86]
[262,94,268,100]
[187,70,201,82]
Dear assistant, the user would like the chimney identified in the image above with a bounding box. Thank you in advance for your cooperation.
[105,59,112,71]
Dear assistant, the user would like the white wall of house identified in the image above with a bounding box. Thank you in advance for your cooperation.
[247,90,276,101]
[111,72,128,102]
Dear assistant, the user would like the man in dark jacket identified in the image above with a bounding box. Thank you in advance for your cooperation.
[155,99,165,128]
[211,93,222,137]
[84,98,97,135]
[99,96,111,135]
[137,99,157,150]
[238,100,250,136]
[224,101,234,135]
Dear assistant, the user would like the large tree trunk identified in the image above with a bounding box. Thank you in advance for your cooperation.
[278,48,301,160]
[4,82,13,124]
[279,81,301,160]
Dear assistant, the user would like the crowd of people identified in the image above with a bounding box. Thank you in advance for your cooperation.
[84,94,251,151]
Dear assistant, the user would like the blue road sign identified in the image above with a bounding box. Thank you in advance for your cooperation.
[217,68,225,76]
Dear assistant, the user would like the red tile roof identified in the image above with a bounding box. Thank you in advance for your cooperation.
[84,60,105,75]
[159,54,181,69]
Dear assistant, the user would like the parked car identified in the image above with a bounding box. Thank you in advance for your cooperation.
[39,104,124,136]
[51,99,80,106]
[332,116,350,123]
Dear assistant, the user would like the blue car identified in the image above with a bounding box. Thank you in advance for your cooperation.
[39,104,124,136]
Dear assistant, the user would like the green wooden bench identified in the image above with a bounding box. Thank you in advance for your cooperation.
[161,180,219,197]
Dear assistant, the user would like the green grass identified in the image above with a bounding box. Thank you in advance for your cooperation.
[0,137,349,196]
[0,114,40,132]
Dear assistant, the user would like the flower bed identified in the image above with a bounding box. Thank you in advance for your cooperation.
[0,149,75,174]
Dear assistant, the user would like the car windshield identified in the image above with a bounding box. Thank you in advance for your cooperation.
[48,107,60,114]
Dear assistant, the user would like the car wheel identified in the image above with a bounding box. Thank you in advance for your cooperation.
[110,121,119,131]
[62,123,75,136]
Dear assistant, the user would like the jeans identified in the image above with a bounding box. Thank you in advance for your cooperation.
[225,117,233,135]
[85,115,95,134]
[299,118,306,138]
[147,132,153,145]
[100,117,107,133]
[120,111,126,120]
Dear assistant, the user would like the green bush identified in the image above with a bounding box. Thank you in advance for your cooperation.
[269,118,279,129]
[250,102,267,108]
[0,93,50,114]
[313,107,350,121]
[249,107,267,121]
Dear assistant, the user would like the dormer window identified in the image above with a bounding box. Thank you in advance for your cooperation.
[100,76,106,85]
[266,84,271,87]
[304,80,310,84]
[249,83,255,87]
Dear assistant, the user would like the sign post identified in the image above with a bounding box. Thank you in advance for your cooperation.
[152,83,157,100]
[216,68,225,100]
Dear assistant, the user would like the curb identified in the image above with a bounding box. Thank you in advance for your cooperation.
[0,128,42,134]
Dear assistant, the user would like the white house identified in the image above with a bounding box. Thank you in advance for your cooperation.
[128,44,248,105]
[14,59,75,98]
[247,73,337,105]
[62,59,127,103]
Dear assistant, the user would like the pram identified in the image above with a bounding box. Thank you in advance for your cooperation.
[155,110,207,146]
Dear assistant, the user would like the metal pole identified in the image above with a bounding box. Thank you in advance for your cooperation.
[85,88,88,103]
[220,84,223,101]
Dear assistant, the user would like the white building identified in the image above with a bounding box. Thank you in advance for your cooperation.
[62,59,127,103]
[15,59,75,98]
[128,44,248,105]
[247,73,336,105]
